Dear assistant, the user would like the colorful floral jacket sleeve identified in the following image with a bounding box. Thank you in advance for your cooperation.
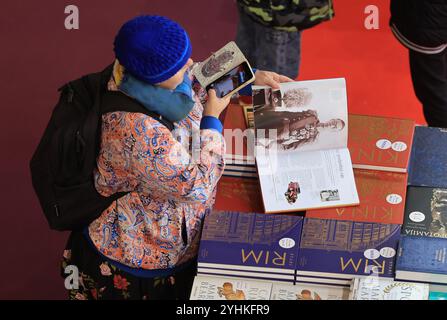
[98,112,225,203]
[94,81,225,204]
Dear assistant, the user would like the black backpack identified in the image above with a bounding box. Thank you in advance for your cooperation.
[30,64,174,231]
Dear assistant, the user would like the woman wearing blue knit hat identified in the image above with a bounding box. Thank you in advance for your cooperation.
[60,15,293,300]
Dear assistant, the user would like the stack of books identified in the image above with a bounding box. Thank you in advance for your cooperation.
[201,77,447,299]
[348,114,415,173]
[297,113,415,221]
[197,210,303,283]
[295,218,401,286]
[229,79,415,215]
[190,274,350,300]
[306,169,408,225]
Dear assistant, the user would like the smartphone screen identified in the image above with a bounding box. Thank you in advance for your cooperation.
[206,61,252,98]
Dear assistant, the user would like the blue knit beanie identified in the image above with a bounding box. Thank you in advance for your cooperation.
[114,15,192,84]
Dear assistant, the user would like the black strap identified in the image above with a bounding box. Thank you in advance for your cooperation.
[100,91,175,131]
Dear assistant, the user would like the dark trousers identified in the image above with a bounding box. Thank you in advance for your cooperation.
[409,49,447,128]
[235,6,302,79]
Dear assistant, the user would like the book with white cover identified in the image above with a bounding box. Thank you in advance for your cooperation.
[252,78,359,213]
[190,275,272,300]
[349,277,429,300]
[270,282,350,300]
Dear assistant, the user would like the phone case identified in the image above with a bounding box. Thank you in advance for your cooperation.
[191,41,255,96]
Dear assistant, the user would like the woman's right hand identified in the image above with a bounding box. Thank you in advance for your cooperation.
[203,89,231,118]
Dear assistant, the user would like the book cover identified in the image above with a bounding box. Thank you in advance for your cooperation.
[402,186,447,239]
[348,114,415,173]
[214,177,264,213]
[350,277,429,300]
[408,126,447,188]
[189,275,272,300]
[270,282,349,300]
[396,235,447,284]
[297,218,401,280]
[191,41,255,99]
[224,163,257,178]
[253,79,359,213]
[307,169,408,225]
[198,211,303,276]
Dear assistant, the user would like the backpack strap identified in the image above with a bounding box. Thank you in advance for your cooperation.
[100,91,175,131]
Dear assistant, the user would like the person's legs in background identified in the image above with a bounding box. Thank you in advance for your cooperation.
[409,49,447,128]
[235,6,257,68]
[235,7,302,80]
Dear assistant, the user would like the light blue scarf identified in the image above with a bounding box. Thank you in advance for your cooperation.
[118,72,195,123]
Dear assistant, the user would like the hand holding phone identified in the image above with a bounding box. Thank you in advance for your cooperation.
[205,61,252,98]
[203,89,232,118]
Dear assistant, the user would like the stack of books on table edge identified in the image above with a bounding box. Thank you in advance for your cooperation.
[394,126,447,285]
[197,211,303,283]
[190,274,446,300]
[222,103,257,178]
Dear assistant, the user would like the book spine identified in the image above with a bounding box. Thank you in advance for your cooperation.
[198,268,295,283]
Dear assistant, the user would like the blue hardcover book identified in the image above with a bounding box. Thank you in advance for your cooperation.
[408,126,447,188]
[402,186,447,239]
[396,235,447,284]
[296,218,401,282]
[198,211,303,282]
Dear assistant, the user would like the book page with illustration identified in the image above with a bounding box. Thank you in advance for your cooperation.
[253,78,358,212]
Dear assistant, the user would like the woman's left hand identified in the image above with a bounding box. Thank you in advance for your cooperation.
[254,70,294,89]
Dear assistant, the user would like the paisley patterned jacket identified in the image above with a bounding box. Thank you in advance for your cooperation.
[86,78,225,272]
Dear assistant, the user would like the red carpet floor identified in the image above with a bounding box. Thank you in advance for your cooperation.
[299,0,424,124]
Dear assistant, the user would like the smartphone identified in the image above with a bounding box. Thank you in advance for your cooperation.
[205,61,254,98]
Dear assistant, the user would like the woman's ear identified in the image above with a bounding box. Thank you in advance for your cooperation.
[113,60,126,86]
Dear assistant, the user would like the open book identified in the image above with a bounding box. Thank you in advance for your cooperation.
[253,78,359,213]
